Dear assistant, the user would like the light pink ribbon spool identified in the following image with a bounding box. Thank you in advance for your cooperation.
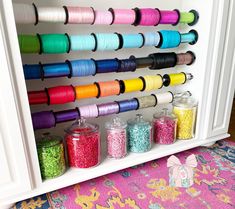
[159,10,179,25]
[66,7,95,24]
[110,8,136,25]
[139,8,160,26]
[93,10,113,25]
[79,104,98,118]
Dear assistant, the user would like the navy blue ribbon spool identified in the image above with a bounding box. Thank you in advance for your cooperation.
[118,98,139,113]
[70,59,96,77]
[23,64,42,79]
[95,58,120,74]
[43,62,70,78]
[118,58,137,72]
[54,108,80,123]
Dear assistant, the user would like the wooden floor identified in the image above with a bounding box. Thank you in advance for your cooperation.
[229,99,235,139]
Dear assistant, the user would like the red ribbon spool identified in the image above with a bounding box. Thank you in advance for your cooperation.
[48,85,75,105]
[28,90,48,105]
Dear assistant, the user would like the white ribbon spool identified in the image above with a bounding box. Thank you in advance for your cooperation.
[155,92,174,105]
[13,3,36,24]
[38,7,66,23]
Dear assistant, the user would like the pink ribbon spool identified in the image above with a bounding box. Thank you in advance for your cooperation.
[159,10,179,25]
[79,104,98,118]
[93,10,113,25]
[139,8,160,26]
[66,7,95,24]
[110,8,136,25]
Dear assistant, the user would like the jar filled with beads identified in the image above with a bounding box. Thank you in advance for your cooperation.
[105,117,127,159]
[173,95,197,140]
[127,114,152,153]
[65,118,100,168]
[153,108,177,144]
[36,133,66,180]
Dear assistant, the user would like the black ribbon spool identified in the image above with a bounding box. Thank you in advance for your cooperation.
[118,58,137,72]
[149,52,177,69]
[132,56,154,68]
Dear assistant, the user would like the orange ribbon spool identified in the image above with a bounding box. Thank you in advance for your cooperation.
[97,80,120,97]
[75,84,99,99]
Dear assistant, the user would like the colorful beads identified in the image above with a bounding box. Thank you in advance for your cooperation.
[127,114,152,153]
[173,107,197,140]
[37,135,66,179]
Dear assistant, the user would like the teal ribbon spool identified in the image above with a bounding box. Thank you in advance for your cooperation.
[95,33,120,50]
[40,34,69,54]
[158,30,181,49]
[18,35,40,54]
[122,34,144,48]
[181,30,198,44]
[70,35,96,51]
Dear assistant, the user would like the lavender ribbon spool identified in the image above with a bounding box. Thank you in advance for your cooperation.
[54,109,80,123]
[118,99,139,113]
[32,111,55,130]
[97,102,120,116]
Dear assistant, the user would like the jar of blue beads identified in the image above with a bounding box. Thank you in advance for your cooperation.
[127,114,152,153]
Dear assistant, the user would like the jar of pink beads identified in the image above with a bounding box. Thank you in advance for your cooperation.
[105,117,127,159]
[65,118,101,168]
[153,108,177,144]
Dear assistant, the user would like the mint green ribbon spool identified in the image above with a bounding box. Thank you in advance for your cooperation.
[40,34,69,54]
[18,35,40,54]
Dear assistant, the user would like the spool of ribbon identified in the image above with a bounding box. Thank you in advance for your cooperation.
[142,75,163,91]
[37,7,66,23]
[159,10,179,25]
[23,64,42,79]
[136,95,157,109]
[96,59,120,74]
[54,109,80,123]
[75,84,99,99]
[70,35,96,51]
[28,90,48,105]
[66,7,95,24]
[118,59,137,72]
[122,34,144,48]
[93,10,113,25]
[121,78,144,93]
[158,30,181,49]
[79,104,98,118]
[32,111,56,130]
[134,8,160,26]
[177,51,195,65]
[154,91,174,105]
[143,32,161,46]
[179,10,199,26]
[97,102,120,116]
[70,59,96,77]
[13,3,36,24]
[118,99,139,113]
[18,35,40,54]
[149,52,177,69]
[163,73,187,87]
[109,9,136,25]
[94,33,120,50]
[97,80,120,97]
[181,30,198,45]
[40,34,69,54]
[43,62,70,78]
[47,85,75,104]
[134,56,154,68]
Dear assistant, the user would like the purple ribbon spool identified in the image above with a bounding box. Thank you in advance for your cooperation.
[54,109,80,123]
[32,111,55,130]
[97,102,120,116]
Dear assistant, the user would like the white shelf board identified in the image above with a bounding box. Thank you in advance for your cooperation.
[6,133,229,206]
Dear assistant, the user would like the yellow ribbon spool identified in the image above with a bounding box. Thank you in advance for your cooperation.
[123,78,144,93]
[169,73,186,86]
[143,75,163,91]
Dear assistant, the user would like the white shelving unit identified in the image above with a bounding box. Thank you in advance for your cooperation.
[0,0,234,208]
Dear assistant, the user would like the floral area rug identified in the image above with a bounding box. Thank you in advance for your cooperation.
[13,139,235,209]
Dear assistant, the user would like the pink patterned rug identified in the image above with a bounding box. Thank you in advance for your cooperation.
[14,139,235,209]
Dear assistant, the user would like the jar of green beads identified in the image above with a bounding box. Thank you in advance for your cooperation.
[127,114,152,153]
[173,95,198,140]
[36,133,66,180]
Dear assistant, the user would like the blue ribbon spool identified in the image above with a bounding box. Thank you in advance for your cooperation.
[118,59,137,72]
[23,64,42,80]
[96,59,120,74]
[70,35,96,51]
[43,63,70,78]
[122,33,144,48]
[118,99,139,113]
[158,30,181,49]
[143,32,161,46]
[70,59,96,77]
[95,33,120,50]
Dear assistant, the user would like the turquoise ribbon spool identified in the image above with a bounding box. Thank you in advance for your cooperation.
[70,35,96,51]
[158,30,181,49]
[122,33,144,48]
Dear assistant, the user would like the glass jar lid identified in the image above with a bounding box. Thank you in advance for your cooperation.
[127,114,150,126]
[36,133,62,148]
[65,118,99,136]
[105,117,127,129]
[154,108,177,121]
[173,93,198,108]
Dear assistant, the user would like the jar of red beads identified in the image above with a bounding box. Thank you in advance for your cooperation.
[153,108,177,144]
[65,118,101,168]
[105,117,127,159]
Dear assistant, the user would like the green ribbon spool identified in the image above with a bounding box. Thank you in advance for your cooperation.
[40,34,69,54]
[18,35,40,54]
[179,12,195,24]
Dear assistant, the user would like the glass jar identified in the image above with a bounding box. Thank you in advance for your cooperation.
[127,114,152,153]
[105,117,127,159]
[65,118,100,168]
[173,96,198,140]
[153,108,177,144]
[36,133,66,180]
